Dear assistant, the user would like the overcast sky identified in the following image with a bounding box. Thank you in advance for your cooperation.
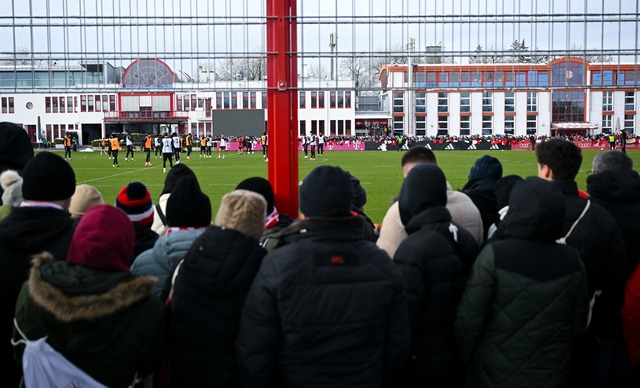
[1,0,638,73]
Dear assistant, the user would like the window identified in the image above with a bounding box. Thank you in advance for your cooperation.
[460,92,470,112]
[94,95,100,112]
[243,92,249,108]
[52,97,58,113]
[330,120,336,135]
[602,114,613,133]
[216,93,222,109]
[330,91,336,108]
[337,120,343,135]
[262,93,267,109]
[8,97,13,113]
[224,92,230,109]
[527,115,537,135]
[311,91,318,108]
[438,93,448,112]
[60,96,66,113]
[625,114,635,132]
[393,92,404,113]
[416,115,426,136]
[602,91,613,111]
[299,91,306,108]
[198,98,204,108]
[346,120,351,135]
[393,116,403,134]
[625,91,635,111]
[191,94,197,110]
[337,91,344,108]
[109,96,115,111]
[251,92,257,109]
[460,115,470,136]
[437,115,448,136]
[416,92,426,113]
[482,92,492,112]
[318,91,325,108]
[1,97,10,113]
[68,97,74,112]
[102,95,108,111]
[527,92,537,112]
[482,115,493,135]
[300,120,306,136]
[177,97,183,111]
[205,98,212,117]
[505,92,515,112]
[87,95,94,112]
[505,115,515,134]
[231,93,237,109]
[45,97,51,113]
[345,92,351,108]
[184,94,191,111]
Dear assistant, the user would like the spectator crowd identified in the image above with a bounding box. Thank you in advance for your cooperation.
[0,119,640,387]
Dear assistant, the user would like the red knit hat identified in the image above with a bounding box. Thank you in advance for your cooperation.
[67,204,134,272]
[115,182,154,227]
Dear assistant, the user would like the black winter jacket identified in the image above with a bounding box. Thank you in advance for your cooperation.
[170,225,266,387]
[236,216,410,388]
[394,205,478,379]
[553,179,629,338]
[587,169,640,272]
[461,178,498,241]
[0,206,75,387]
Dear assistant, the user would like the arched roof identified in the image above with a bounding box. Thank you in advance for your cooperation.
[122,58,174,87]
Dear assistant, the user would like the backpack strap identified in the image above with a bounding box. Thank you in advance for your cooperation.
[156,204,168,226]
[556,199,590,245]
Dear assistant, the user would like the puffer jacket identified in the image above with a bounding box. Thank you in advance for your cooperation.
[131,228,205,298]
[461,178,498,241]
[455,177,588,388]
[169,225,265,387]
[394,206,478,381]
[12,253,163,388]
[236,216,410,388]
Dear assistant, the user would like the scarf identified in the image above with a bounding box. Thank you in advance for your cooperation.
[265,207,280,230]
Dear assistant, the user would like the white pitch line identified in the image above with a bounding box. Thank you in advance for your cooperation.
[78,167,157,184]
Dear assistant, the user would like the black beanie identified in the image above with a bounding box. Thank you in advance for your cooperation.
[299,165,353,217]
[235,177,275,214]
[0,122,34,172]
[347,173,367,209]
[22,152,76,201]
[162,164,196,195]
[468,155,503,181]
[166,176,211,227]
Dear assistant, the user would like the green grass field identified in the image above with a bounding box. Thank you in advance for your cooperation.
[56,148,640,225]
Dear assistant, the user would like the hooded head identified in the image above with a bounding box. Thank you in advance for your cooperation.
[0,122,34,173]
[398,163,447,226]
[214,190,266,241]
[161,163,197,195]
[166,176,211,227]
[347,172,367,210]
[501,176,566,242]
[468,155,503,181]
[235,177,275,214]
[299,165,353,218]
[67,205,135,272]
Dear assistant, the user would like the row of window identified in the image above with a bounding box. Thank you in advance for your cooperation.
[394,92,539,114]
[43,123,78,141]
[45,95,117,113]
[602,114,636,132]
[602,91,636,111]
[299,119,352,136]
[1,97,14,113]
[299,91,352,109]
[412,70,550,88]
[397,114,539,136]
[592,70,639,86]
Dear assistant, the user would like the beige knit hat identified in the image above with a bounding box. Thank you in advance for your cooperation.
[214,189,266,241]
[69,184,104,218]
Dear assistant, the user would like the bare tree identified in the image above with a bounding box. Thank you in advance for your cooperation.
[570,43,614,63]
[470,44,503,63]
[1,47,41,66]
[339,57,376,96]
[306,63,329,79]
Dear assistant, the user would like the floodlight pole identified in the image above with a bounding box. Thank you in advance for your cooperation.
[267,0,299,219]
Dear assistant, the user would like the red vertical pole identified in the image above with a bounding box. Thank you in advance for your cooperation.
[267,0,298,218]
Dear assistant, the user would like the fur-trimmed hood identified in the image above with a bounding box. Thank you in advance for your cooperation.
[28,252,157,322]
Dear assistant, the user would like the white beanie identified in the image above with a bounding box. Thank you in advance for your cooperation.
[0,170,23,207]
